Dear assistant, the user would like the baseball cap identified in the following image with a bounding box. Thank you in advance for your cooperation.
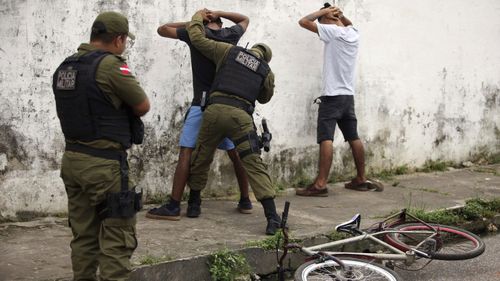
[91,11,135,39]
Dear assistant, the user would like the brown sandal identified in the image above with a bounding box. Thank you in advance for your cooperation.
[296,184,328,197]
[345,179,384,192]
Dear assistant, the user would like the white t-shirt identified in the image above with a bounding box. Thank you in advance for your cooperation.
[317,23,359,96]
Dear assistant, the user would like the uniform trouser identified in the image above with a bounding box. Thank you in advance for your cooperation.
[61,151,137,281]
[188,103,276,200]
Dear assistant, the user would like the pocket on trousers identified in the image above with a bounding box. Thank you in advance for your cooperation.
[101,217,138,253]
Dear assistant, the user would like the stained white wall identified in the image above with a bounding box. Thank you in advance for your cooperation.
[0,0,499,219]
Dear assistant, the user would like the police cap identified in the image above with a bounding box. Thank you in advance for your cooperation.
[251,43,272,63]
[92,11,135,40]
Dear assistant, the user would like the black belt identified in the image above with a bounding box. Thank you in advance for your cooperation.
[208,96,255,115]
[65,143,129,192]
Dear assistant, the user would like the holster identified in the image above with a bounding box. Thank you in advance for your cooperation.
[65,143,143,220]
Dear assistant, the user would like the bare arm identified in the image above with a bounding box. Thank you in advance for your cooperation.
[298,9,331,34]
[208,10,249,32]
[336,10,353,26]
[187,11,232,65]
[157,22,187,39]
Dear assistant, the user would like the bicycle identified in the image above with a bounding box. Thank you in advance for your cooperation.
[276,201,485,281]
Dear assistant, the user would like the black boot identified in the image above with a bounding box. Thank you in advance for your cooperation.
[187,190,201,218]
[260,198,282,235]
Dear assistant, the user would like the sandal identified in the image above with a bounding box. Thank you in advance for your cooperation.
[344,179,384,192]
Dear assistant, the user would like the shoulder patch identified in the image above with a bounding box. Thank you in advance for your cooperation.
[119,64,132,75]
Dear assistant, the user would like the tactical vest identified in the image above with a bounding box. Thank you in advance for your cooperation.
[210,46,270,104]
[52,50,133,148]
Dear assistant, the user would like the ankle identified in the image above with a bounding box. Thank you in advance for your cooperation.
[188,190,201,203]
[167,199,180,208]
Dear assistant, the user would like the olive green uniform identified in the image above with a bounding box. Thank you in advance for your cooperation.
[186,14,276,200]
[60,43,147,281]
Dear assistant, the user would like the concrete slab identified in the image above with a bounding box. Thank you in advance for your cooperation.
[0,165,499,281]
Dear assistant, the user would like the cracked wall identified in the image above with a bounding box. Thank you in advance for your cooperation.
[0,0,499,219]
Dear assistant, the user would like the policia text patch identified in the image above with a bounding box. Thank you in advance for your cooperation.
[56,69,78,90]
[235,51,260,72]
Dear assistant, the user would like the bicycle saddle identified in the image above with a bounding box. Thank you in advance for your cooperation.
[335,214,361,234]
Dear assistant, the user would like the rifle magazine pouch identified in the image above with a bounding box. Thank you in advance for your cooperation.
[106,190,141,218]
[130,116,144,145]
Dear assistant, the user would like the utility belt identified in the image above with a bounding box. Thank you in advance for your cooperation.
[65,143,142,220]
[207,95,255,116]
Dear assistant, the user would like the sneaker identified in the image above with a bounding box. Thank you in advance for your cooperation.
[186,200,201,218]
[237,198,253,214]
[265,215,282,235]
[295,184,328,197]
[145,204,180,221]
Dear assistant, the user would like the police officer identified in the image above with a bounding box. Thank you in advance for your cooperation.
[186,9,281,235]
[52,11,150,281]
[146,9,252,221]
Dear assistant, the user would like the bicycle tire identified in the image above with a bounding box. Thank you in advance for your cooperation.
[385,223,485,260]
[294,257,402,281]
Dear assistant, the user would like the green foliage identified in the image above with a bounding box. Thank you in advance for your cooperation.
[208,248,250,281]
[246,231,301,251]
[291,171,313,188]
[274,181,287,193]
[417,159,453,172]
[461,198,500,219]
[369,165,411,181]
[406,198,500,225]
[408,208,462,225]
[327,231,351,241]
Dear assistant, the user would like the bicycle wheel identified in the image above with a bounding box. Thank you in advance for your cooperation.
[385,223,485,260]
[294,257,402,281]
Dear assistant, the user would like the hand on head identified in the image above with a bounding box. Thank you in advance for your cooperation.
[196,8,210,22]
[205,9,220,22]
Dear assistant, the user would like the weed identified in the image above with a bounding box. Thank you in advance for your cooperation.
[389,198,500,225]
[407,208,462,225]
[369,165,411,181]
[246,231,301,251]
[274,181,287,193]
[291,172,313,188]
[208,248,250,281]
[417,160,453,173]
[327,231,350,241]
[460,198,500,219]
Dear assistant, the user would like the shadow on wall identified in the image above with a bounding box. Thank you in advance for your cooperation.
[0,125,29,176]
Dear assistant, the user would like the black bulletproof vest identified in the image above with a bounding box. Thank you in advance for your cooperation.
[210,47,270,104]
[52,50,133,148]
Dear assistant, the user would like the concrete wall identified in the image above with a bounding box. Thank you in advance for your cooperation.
[0,0,499,219]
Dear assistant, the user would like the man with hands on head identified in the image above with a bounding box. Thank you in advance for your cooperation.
[184,9,282,235]
[296,3,383,197]
[147,9,252,221]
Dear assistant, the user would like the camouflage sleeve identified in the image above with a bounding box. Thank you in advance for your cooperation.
[257,70,275,104]
[187,13,231,68]
[96,55,147,109]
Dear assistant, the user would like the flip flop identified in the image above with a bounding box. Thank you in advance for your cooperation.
[344,179,384,192]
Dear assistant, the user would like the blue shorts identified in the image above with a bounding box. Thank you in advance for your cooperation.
[179,106,236,150]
